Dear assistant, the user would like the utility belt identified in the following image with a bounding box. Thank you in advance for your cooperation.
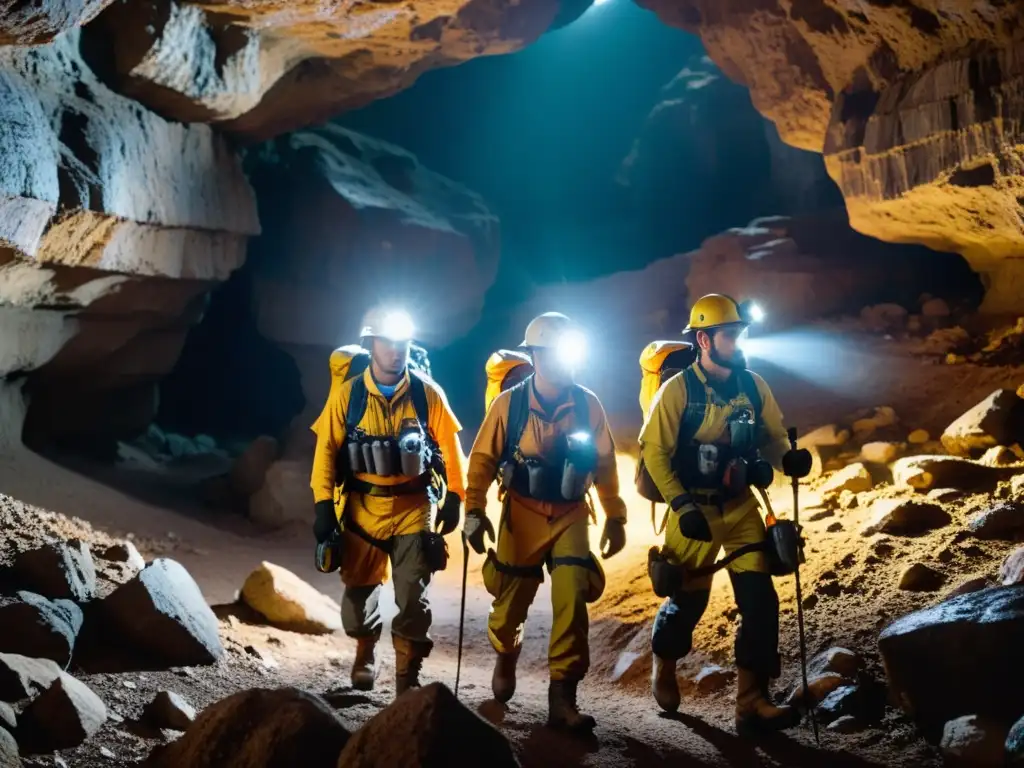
[672,444,774,499]
[315,510,449,574]
[496,430,598,503]
[482,548,605,603]
[336,423,434,480]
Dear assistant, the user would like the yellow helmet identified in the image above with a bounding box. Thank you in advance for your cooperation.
[683,294,747,333]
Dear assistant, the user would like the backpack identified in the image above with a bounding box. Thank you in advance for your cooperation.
[484,349,534,413]
[639,341,698,417]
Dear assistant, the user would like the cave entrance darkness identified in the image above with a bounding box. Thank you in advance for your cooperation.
[155,267,305,446]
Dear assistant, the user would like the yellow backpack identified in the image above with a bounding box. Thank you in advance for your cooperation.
[638,340,697,416]
[484,350,534,412]
[310,345,371,437]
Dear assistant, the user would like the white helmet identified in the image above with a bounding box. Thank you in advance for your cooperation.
[359,307,415,343]
[520,312,587,368]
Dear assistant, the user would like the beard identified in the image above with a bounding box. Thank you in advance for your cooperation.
[710,343,747,371]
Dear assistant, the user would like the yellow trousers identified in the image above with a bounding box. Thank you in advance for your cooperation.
[483,497,592,681]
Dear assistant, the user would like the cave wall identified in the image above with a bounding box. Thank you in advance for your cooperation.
[634,0,1024,312]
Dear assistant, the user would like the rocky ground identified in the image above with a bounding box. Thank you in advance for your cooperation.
[2,315,1024,767]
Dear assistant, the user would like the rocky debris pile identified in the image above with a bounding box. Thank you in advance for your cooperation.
[942,318,1024,367]
[240,562,342,635]
[856,294,964,340]
[942,389,1024,458]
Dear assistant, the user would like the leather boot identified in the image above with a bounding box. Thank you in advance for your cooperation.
[735,667,801,736]
[393,635,426,696]
[351,636,378,691]
[651,654,680,713]
[547,678,596,732]
[492,646,521,703]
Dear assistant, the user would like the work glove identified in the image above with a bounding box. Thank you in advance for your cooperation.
[463,509,495,555]
[313,500,339,544]
[782,448,813,479]
[434,493,462,536]
[600,517,627,560]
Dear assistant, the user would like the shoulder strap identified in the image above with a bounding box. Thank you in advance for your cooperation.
[503,376,533,461]
[737,369,763,419]
[571,385,590,432]
[347,353,370,382]
[346,374,369,434]
[678,366,707,445]
[408,371,430,429]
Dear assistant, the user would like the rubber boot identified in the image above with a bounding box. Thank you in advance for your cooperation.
[492,646,521,703]
[351,636,378,691]
[735,667,801,736]
[547,678,596,732]
[393,635,426,696]
[651,654,680,713]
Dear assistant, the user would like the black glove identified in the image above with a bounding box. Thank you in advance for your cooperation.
[463,509,495,555]
[313,500,339,543]
[435,493,462,536]
[600,518,627,560]
[782,448,813,479]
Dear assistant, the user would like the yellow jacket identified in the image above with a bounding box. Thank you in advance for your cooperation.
[466,381,627,522]
[639,363,788,503]
[310,366,467,504]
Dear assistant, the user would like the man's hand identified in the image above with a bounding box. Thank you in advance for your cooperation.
[782,448,813,479]
[463,509,495,555]
[313,500,339,543]
[600,517,627,560]
[435,493,462,536]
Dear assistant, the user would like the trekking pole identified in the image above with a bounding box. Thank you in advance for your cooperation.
[788,427,819,746]
[455,531,469,698]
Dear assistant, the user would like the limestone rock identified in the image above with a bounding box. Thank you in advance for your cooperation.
[0,727,18,768]
[981,446,1019,467]
[940,715,1007,768]
[851,406,896,436]
[822,463,872,495]
[862,499,951,537]
[892,456,1011,492]
[809,647,860,680]
[798,424,849,449]
[230,436,278,498]
[788,672,845,707]
[19,672,107,753]
[968,502,1024,541]
[0,592,83,667]
[100,558,224,667]
[0,654,62,702]
[879,584,1024,740]
[942,390,1024,458]
[0,702,14,732]
[336,682,518,768]
[693,665,733,695]
[827,715,864,734]
[99,542,145,572]
[13,541,97,602]
[240,562,342,635]
[143,687,349,768]
[860,442,899,465]
[908,430,930,445]
[898,563,946,592]
[1008,714,1024,764]
[143,691,196,731]
[815,685,865,725]
[1002,548,1024,586]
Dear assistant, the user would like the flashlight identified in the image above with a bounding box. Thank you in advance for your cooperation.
[381,311,415,342]
[748,303,765,323]
[556,329,587,369]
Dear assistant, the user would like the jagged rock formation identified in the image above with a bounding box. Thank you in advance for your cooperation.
[0,2,113,46]
[635,0,1024,312]
[84,0,590,141]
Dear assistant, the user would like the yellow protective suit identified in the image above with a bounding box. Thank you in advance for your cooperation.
[640,360,789,672]
[466,381,626,681]
[311,365,466,645]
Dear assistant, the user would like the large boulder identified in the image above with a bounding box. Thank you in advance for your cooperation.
[1008,714,1024,765]
[240,562,342,635]
[821,463,873,495]
[892,456,1011,492]
[942,390,1024,458]
[0,592,83,667]
[861,499,951,537]
[879,585,1024,741]
[99,558,224,667]
[337,682,519,768]
[143,691,196,731]
[12,541,97,602]
[17,671,107,753]
[143,688,349,768]
[0,654,61,702]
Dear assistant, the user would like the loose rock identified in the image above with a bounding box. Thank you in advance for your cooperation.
[12,541,96,603]
[0,593,82,668]
[942,389,1024,458]
[851,405,897,436]
[798,425,849,448]
[940,715,1007,768]
[0,702,14,731]
[862,499,951,537]
[143,691,196,731]
[879,584,1024,740]
[0,654,62,702]
[928,488,963,503]
[816,685,863,724]
[809,647,860,679]
[143,687,349,768]
[19,672,107,753]
[860,441,899,465]
[822,463,873,495]
[981,446,1018,466]
[0,727,19,767]
[908,429,930,444]
[968,501,1024,541]
[828,715,864,734]
[898,563,946,592]
[788,672,846,707]
[101,559,224,667]
[892,455,1011,491]
[100,542,146,572]
[336,682,518,768]
[1001,547,1024,585]
[240,562,342,635]
[946,577,991,599]
[693,665,733,695]
[1007,714,1024,764]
